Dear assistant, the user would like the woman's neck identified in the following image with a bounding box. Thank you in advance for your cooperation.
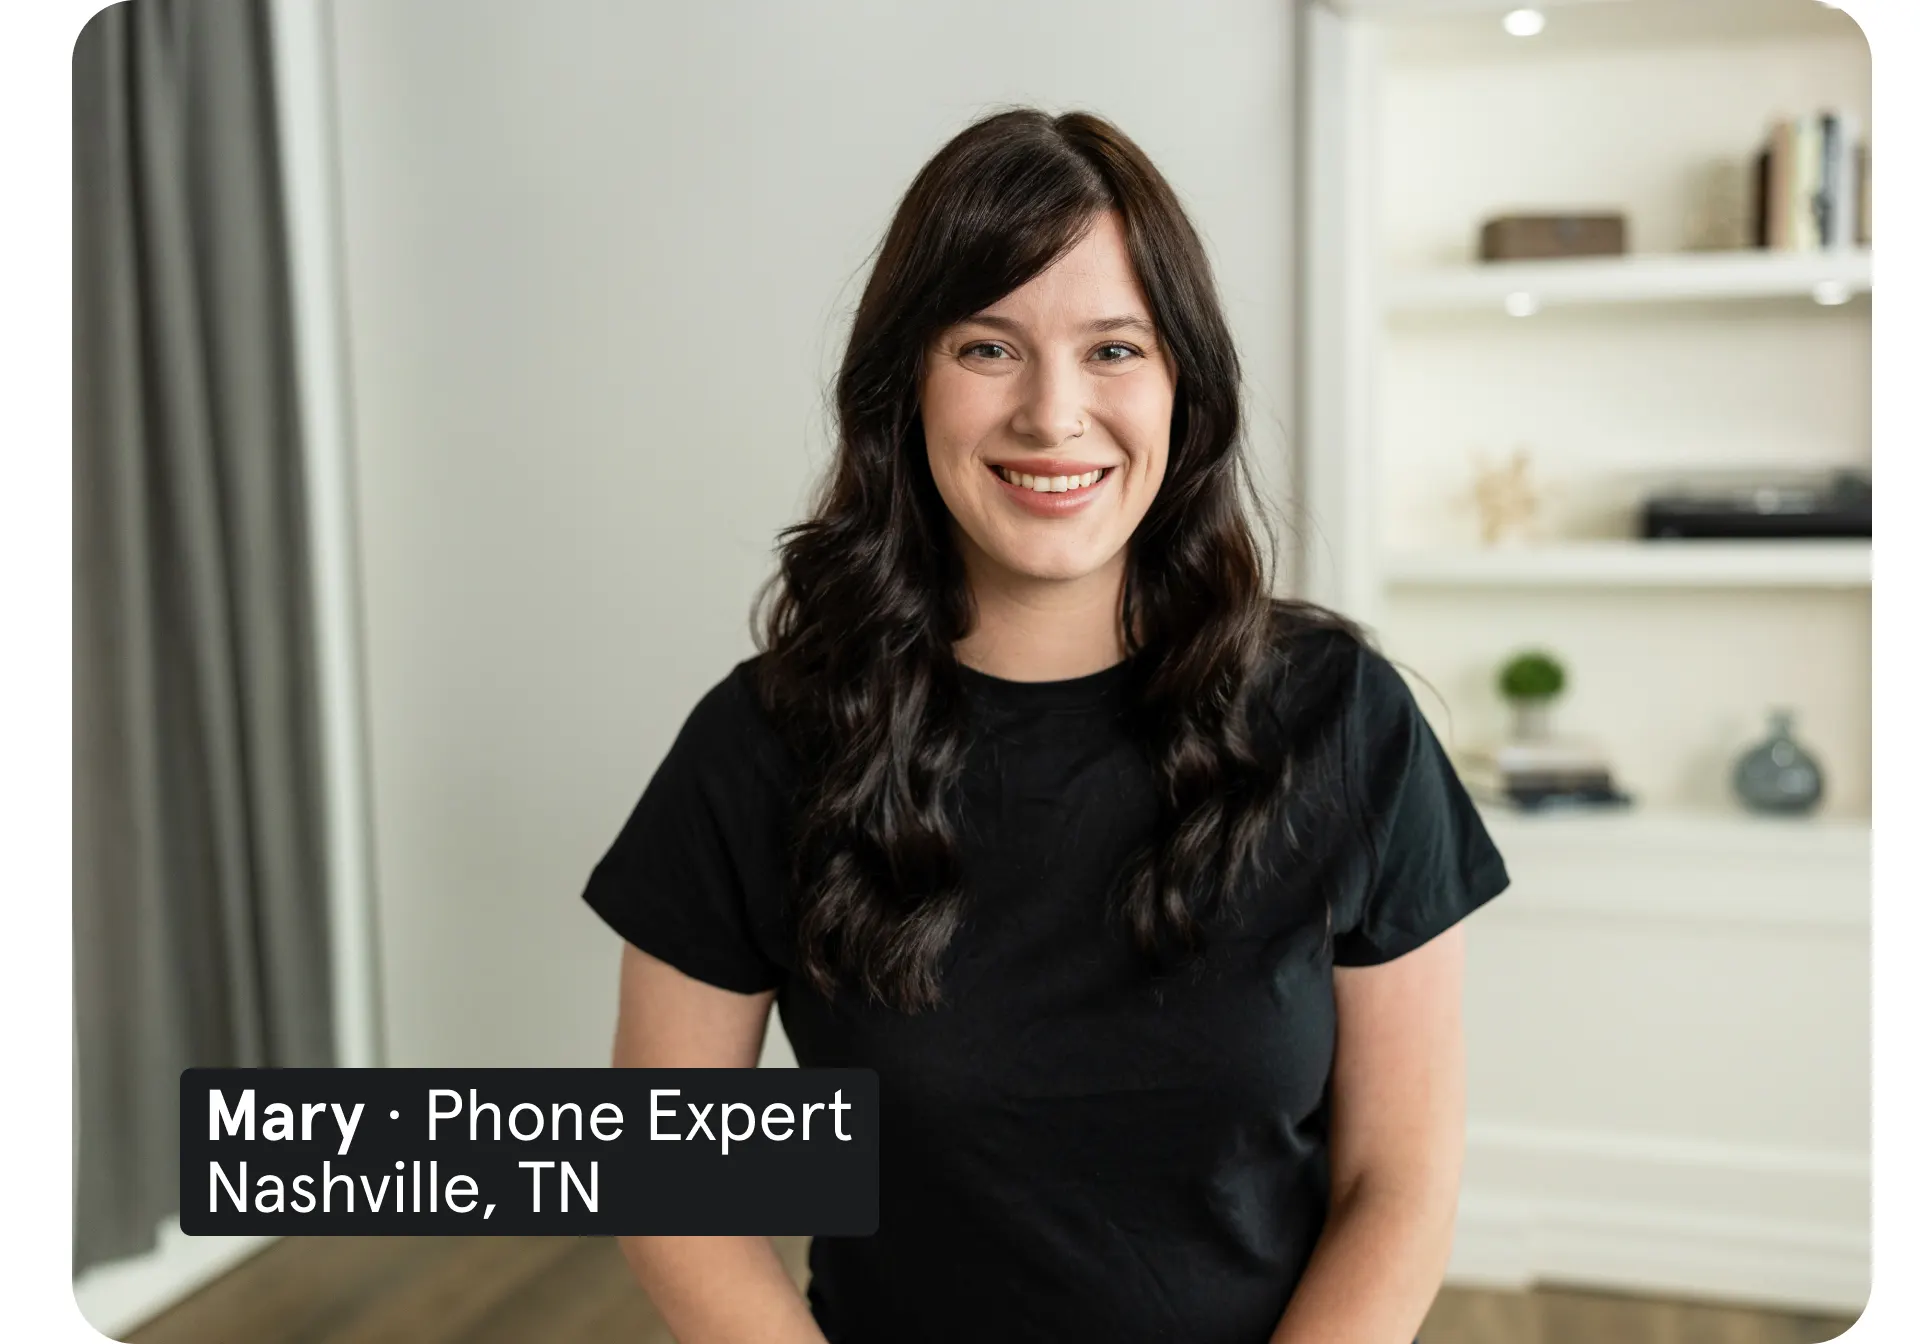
[952,554,1132,683]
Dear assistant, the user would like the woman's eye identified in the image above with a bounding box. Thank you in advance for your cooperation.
[957,341,1141,363]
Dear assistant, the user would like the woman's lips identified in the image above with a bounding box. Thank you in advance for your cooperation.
[988,463,1113,517]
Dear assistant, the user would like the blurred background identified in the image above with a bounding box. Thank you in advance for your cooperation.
[73,0,1870,1340]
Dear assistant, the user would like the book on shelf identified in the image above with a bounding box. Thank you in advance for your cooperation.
[1858,142,1871,245]
[1755,109,1866,251]
[1457,740,1634,814]
[1822,111,1857,250]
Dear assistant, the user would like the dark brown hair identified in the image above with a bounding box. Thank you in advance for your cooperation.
[751,106,1365,1012]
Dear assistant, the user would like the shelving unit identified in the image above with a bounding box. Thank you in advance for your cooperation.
[1300,0,1871,1314]
[1383,539,1870,588]
[1388,247,1872,313]
[1301,0,1871,817]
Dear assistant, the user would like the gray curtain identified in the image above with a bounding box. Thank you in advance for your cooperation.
[74,0,335,1277]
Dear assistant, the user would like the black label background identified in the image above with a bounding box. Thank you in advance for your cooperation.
[179,1068,878,1236]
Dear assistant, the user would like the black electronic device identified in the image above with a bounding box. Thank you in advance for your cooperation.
[1638,469,1870,540]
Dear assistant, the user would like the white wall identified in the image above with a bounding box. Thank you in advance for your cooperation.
[326,0,1302,1070]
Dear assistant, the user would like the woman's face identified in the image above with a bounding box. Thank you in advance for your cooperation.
[919,210,1176,595]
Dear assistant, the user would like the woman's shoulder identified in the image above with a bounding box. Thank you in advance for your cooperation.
[667,654,800,786]
[1258,599,1418,741]
[1261,598,1365,692]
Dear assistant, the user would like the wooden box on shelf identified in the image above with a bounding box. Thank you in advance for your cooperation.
[1478,212,1627,261]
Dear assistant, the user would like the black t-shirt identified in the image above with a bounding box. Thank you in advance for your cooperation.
[582,627,1509,1344]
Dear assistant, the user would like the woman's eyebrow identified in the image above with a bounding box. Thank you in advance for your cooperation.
[960,314,1156,338]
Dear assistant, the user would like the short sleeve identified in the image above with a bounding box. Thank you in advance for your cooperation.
[1331,650,1511,966]
[580,664,790,993]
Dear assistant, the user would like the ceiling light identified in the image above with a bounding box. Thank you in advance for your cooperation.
[1505,292,1539,317]
[1503,8,1547,37]
[1812,280,1852,306]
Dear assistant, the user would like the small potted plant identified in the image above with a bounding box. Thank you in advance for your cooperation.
[1497,649,1566,742]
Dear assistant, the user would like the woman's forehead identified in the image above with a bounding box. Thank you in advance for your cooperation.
[962,227,1152,330]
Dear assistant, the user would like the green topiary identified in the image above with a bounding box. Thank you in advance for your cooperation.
[1498,649,1566,702]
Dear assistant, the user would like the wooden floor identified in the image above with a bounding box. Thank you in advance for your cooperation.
[126,1235,1859,1344]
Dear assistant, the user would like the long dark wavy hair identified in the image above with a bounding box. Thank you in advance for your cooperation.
[751,106,1369,1012]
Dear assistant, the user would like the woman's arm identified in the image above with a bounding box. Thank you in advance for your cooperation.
[610,943,830,1344]
[1268,925,1469,1344]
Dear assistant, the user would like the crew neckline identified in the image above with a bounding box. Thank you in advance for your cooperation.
[955,653,1137,713]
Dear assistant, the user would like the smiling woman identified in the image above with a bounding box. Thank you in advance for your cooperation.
[583,105,1507,1344]
[921,213,1173,563]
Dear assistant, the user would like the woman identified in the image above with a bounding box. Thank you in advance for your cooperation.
[583,106,1508,1344]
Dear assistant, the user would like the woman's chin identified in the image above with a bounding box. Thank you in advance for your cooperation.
[988,548,1117,588]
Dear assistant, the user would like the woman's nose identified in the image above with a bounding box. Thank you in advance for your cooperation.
[1009,357,1087,446]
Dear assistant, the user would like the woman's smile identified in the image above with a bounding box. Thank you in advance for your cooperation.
[987,461,1117,517]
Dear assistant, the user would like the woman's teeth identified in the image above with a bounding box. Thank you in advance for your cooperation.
[993,466,1108,493]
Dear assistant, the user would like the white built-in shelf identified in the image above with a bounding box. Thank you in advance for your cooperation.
[1479,807,1870,929]
[1383,540,1870,589]
[1484,805,1870,873]
[1482,805,1868,850]
[1386,249,1872,315]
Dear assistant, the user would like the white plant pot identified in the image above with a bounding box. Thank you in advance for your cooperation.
[1511,700,1554,742]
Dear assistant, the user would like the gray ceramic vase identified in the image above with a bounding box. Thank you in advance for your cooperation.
[1732,709,1825,816]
